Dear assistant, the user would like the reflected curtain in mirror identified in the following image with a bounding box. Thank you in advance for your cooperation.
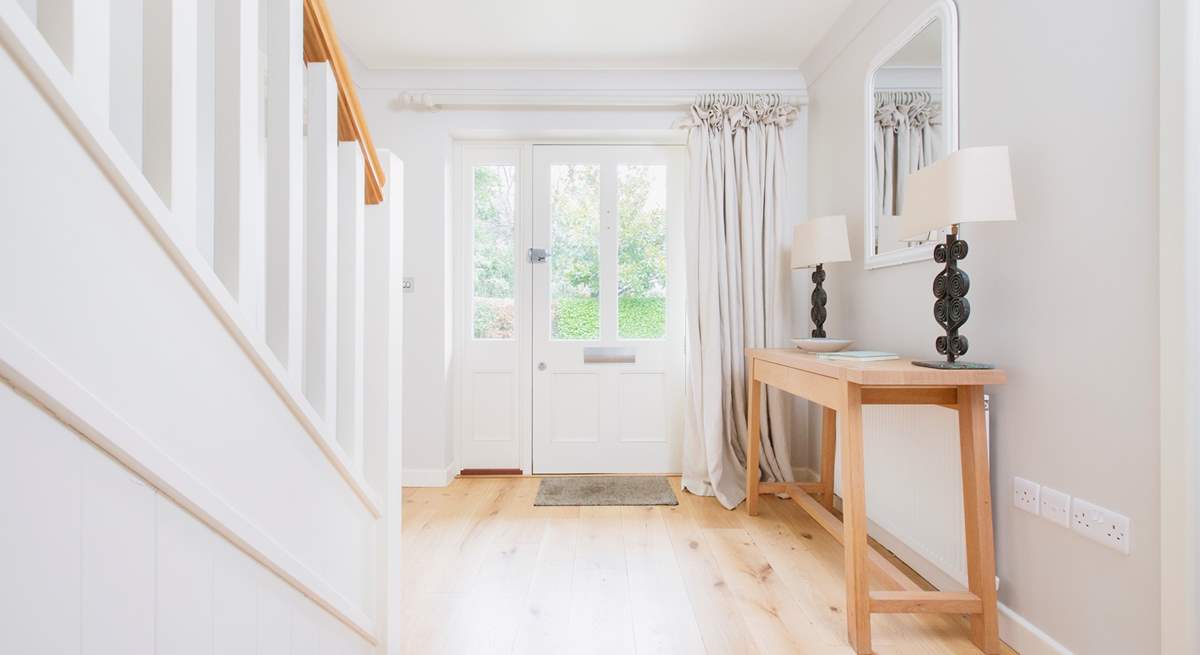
[873,90,942,220]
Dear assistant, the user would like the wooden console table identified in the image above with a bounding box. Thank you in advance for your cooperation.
[745,348,1006,655]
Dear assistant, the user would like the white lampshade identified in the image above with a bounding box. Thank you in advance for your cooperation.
[792,215,852,269]
[898,146,1017,240]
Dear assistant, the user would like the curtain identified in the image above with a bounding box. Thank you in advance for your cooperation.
[678,93,798,510]
[873,91,943,218]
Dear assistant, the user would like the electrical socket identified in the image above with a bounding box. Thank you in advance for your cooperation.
[1070,497,1131,554]
[1013,477,1040,515]
[1040,486,1071,527]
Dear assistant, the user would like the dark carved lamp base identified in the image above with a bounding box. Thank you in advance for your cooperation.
[924,231,995,370]
[810,264,828,338]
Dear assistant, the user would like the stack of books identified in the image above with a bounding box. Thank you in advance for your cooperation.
[815,350,899,363]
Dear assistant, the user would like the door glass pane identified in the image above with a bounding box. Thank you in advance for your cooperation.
[472,164,516,339]
[549,164,601,340]
[618,164,667,339]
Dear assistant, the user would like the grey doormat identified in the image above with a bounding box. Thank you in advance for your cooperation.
[534,476,679,506]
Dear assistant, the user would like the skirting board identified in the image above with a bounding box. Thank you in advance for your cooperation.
[403,461,458,487]
[791,467,1072,654]
[998,603,1074,655]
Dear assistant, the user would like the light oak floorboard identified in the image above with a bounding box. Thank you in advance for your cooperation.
[401,477,1017,655]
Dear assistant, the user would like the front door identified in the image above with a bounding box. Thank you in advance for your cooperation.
[530,145,685,474]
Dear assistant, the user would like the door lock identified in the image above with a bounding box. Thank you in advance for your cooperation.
[528,248,549,263]
[537,362,547,371]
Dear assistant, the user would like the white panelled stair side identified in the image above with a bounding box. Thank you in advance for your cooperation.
[0,0,403,652]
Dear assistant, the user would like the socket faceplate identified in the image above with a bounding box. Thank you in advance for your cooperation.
[1013,477,1040,515]
[1040,486,1071,527]
[1071,497,1130,554]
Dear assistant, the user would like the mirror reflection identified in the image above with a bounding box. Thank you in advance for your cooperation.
[870,18,946,257]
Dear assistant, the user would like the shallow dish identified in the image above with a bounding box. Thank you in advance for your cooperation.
[791,337,853,353]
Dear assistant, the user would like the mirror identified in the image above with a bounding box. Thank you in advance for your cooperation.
[864,1,958,269]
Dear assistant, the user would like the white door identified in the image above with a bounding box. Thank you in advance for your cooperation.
[531,145,685,474]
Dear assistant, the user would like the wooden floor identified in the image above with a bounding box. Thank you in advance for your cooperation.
[400,477,1017,655]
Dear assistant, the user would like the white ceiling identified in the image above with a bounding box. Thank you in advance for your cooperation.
[328,0,854,70]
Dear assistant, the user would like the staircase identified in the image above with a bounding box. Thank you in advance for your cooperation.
[0,0,403,652]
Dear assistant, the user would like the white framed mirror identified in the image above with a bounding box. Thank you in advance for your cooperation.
[863,0,958,269]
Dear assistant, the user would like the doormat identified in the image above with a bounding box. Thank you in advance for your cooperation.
[533,476,679,506]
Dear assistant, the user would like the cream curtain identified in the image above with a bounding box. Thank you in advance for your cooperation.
[678,93,798,510]
[874,91,943,217]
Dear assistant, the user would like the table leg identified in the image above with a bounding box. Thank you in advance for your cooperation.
[746,358,762,515]
[839,383,871,654]
[819,406,837,512]
[958,385,1000,654]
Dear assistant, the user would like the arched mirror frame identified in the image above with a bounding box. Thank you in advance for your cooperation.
[863,0,959,270]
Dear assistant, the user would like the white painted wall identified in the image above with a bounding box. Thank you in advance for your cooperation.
[351,65,810,482]
[801,0,1160,652]
[0,20,380,651]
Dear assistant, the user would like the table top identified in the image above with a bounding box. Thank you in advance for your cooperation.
[748,348,1007,386]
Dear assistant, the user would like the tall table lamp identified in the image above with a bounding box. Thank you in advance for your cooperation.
[898,146,1017,369]
[792,215,852,339]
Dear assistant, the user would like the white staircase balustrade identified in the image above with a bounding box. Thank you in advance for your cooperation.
[213,0,265,335]
[337,142,366,467]
[143,0,198,246]
[304,60,340,431]
[263,0,305,379]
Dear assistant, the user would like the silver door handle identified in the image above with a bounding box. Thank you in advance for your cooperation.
[583,347,636,364]
[528,248,549,263]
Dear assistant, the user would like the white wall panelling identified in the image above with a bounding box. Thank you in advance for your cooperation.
[155,495,216,655]
[0,382,373,653]
[0,372,83,655]
[81,442,157,655]
[0,322,376,642]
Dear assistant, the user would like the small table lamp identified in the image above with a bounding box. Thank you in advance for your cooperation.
[792,215,852,338]
[898,146,1017,369]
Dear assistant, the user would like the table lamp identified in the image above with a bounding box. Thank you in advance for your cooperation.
[898,146,1017,369]
[792,215,852,339]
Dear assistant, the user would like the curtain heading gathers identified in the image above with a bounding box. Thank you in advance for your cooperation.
[678,93,800,130]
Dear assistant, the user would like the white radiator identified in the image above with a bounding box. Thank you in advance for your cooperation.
[832,397,989,590]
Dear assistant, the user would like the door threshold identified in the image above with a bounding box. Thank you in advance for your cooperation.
[458,468,524,477]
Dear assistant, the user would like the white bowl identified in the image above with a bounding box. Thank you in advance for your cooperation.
[792,337,854,353]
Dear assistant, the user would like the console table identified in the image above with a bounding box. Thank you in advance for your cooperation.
[744,348,1006,654]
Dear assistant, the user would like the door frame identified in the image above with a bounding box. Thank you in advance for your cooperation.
[451,133,687,475]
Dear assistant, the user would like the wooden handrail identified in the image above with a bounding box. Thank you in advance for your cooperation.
[302,0,386,205]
